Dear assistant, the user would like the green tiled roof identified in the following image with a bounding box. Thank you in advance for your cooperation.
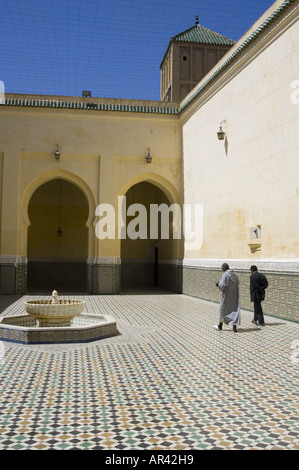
[172,16,235,46]
[0,97,179,115]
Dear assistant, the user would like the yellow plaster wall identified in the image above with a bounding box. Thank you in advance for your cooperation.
[0,103,181,261]
[0,152,3,253]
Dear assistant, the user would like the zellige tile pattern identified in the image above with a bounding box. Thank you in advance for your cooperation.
[0,292,298,450]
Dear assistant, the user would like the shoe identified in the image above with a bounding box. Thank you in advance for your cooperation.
[259,323,265,326]
[217,323,223,330]
[233,325,237,333]
[251,320,257,324]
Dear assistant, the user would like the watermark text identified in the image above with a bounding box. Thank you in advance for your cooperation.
[290,80,299,104]
[95,197,203,250]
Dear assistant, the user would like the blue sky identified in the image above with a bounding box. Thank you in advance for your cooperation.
[0,0,275,100]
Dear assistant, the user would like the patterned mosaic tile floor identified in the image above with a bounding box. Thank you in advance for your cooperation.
[0,291,298,451]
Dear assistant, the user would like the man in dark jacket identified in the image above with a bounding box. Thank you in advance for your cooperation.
[250,265,268,326]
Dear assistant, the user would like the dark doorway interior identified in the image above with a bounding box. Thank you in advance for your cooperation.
[27,261,87,294]
[27,179,89,294]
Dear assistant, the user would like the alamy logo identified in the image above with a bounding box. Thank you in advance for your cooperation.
[95,197,203,250]
[290,80,299,104]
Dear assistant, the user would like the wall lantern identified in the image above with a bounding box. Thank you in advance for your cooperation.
[54,145,61,162]
[145,147,152,164]
[217,120,226,141]
[217,126,225,141]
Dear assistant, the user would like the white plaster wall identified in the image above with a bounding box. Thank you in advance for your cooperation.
[182,17,299,262]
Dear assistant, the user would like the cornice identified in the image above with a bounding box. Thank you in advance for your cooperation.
[0,96,179,116]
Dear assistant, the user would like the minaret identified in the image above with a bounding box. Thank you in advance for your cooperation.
[160,15,235,102]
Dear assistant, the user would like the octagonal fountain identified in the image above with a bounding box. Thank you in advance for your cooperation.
[0,291,118,345]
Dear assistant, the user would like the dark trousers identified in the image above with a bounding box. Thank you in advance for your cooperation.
[253,300,264,324]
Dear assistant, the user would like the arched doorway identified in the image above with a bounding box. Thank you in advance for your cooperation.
[121,181,179,290]
[27,179,89,293]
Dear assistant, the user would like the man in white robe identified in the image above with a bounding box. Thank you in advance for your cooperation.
[215,263,241,332]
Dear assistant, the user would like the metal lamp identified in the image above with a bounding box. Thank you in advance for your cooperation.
[54,145,61,162]
[145,148,152,164]
[217,126,225,141]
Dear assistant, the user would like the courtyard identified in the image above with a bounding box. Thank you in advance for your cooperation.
[0,290,298,451]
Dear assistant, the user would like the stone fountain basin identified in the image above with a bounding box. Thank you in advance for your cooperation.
[0,312,118,345]
[24,299,86,327]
